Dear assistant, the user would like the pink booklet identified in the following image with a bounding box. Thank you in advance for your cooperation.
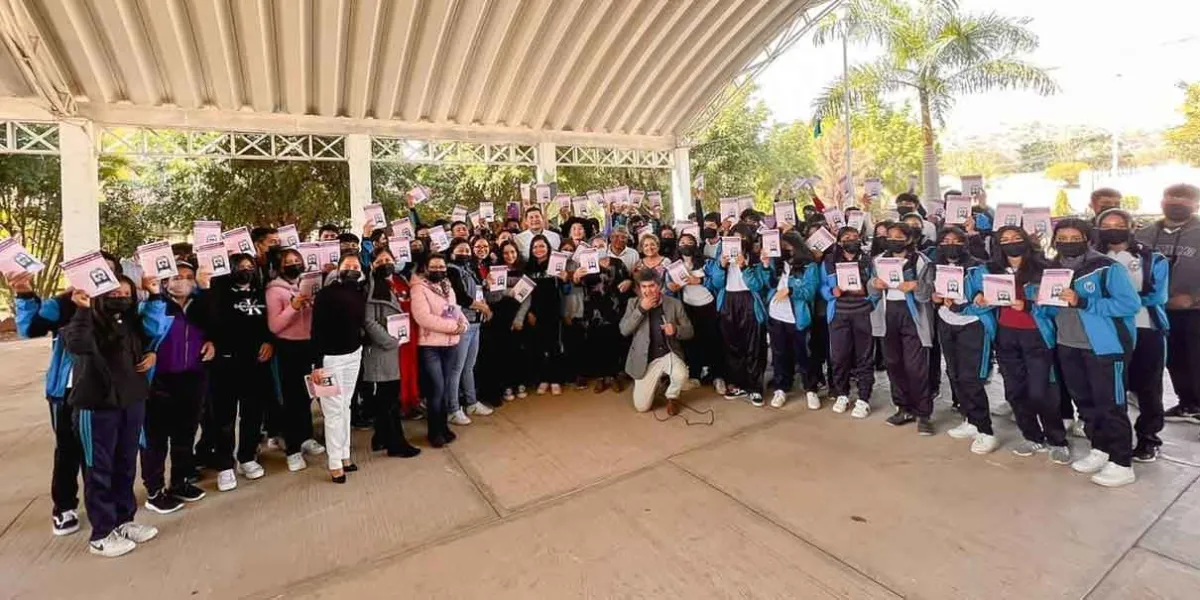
[934,265,964,300]
[719,198,739,222]
[451,205,468,223]
[386,313,411,344]
[137,240,178,279]
[1037,268,1074,307]
[825,209,845,230]
[1023,208,1051,237]
[548,251,569,276]
[666,260,691,285]
[299,271,323,297]
[429,227,449,252]
[390,238,412,263]
[630,189,647,206]
[364,204,387,228]
[487,265,508,291]
[318,240,341,266]
[193,220,222,244]
[577,248,600,274]
[511,276,535,303]
[805,227,836,252]
[297,242,323,272]
[479,202,495,222]
[761,229,781,257]
[222,226,255,256]
[874,257,905,288]
[774,201,796,228]
[945,196,971,225]
[835,262,862,292]
[0,238,45,275]
[305,372,340,398]
[720,236,742,260]
[391,218,415,240]
[277,224,300,248]
[62,250,120,296]
[196,241,231,276]
[535,184,552,205]
[994,203,1023,229]
[409,185,430,204]
[646,191,662,208]
[571,197,588,216]
[982,274,1016,306]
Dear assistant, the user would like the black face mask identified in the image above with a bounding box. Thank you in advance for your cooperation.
[1099,229,1131,246]
[338,269,360,283]
[701,228,718,242]
[1164,205,1193,222]
[841,240,862,255]
[452,254,471,265]
[780,248,794,262]
[426,271,447,283]
[1000,242,1028,258]
[282,264,304,279]
[267,245,282,258]
[938,244,964,261]
[103,296,133,313]
[884,239,908,254]
[679,245,697,258]
[1056,241,1088,258]
[897,206,915,217]
[660,239,677,256]
[373,264,394,279]
[232,269,255,285]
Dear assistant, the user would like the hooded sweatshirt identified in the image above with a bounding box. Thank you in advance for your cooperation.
[266,276,313,341]
[1136,216,1200,310]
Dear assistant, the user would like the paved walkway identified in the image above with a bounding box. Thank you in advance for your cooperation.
[0,338,1198,599]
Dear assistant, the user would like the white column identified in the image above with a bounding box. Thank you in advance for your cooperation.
[536,141,556,184]
[59,120,100,258]
[346,133,372,228]
[669,146,692,222]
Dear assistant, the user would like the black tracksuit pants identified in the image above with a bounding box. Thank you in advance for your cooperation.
[1166,310,1200,411]
[882,301,931,417]
[1057,345,1133,467]
[995,327,1066,446]
[683,302,722,381]
[938,320,990,434]
[829,311,874,400]
[720,291,767,394]
[363,379,414,452]
[806,299,830,388]
[142,371,205,493]
[768,318,809,393]
[76,401,144,542]
[275,339,317,455]
[1130,327,1167,450]
[583,322,624,379]
[210,355,272,469]
[49,395,82,514]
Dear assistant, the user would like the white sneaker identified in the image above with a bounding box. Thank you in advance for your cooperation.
[89,530,136,558]
[536,383,549,395]
[806,391,821,410]
[947,420,980,440]
[1090,462,1136,488]
[769,390,787,408]
[466,402,494,416]
[832,396,850,413]
[301,439,325,456]
[237,461,265,480]
[970,433,999,455]
[713,378,727,396]
[448,409,472,425]
[217,469,237,492]
[516,385,528,399]
[115,522,158,543]
[1071,449,1110,474]
[503,388,515,401]
[286,452,308,472]
[850,400,871,419]
[550,383,562,396]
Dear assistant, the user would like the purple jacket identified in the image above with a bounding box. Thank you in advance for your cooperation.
[155,295,213,374]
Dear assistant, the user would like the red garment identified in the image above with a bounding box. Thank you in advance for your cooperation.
[997,284,1037,330]
[389,275,422,411]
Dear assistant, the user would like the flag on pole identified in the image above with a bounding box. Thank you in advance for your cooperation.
[813,118,823,139]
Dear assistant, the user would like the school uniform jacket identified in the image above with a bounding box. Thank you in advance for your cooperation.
[1035,251,1141,358]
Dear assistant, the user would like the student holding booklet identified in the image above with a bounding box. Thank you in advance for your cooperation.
[821,226,878,418]
[1039,219,1141,488]
[765,231,821,409]
[572,235,633,393]
[706,224,771,406]
[359,246,421,459]
[929,227,998,454]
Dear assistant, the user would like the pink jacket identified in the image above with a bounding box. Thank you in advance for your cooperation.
[266,278,313,341]
[410,276,467,347]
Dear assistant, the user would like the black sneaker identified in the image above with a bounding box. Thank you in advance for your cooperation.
[1164,405,1200,424]
[916,417,935,436]
[723,387,748,400]
[52,509,80,536]
[747,393,764,407]
[885,409,916,427]
[169,483,206,503]
[144,490,184,514]
[1132,445,1160,463]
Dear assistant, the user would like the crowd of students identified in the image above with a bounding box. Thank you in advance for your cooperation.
[6,181,1200,558]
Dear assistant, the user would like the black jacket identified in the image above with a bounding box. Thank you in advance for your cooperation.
[312,279,367,360]
[63,307,151,410]
[209,282,272,359]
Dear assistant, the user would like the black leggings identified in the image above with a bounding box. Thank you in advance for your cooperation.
[720,291,767,394]
[275,339,317,454]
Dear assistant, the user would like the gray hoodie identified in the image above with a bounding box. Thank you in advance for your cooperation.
[1136,217,1200,310]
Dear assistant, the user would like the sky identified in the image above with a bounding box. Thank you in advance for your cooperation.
[753,0,1200,145]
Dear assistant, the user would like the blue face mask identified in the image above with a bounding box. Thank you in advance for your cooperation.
[974,212,993,232]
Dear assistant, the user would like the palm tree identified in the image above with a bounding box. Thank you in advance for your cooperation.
[811,0,1057,202]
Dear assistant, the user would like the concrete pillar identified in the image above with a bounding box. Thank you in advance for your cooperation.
[669,146,692,222]
[536,141,556,184]
[59,120,100,258]
[346,133,372,227]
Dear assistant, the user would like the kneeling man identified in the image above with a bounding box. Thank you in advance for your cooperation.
[620,270,694,414]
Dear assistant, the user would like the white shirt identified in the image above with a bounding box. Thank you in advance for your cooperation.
[725,263,749,292]
[703,240,720,259]
[514,229,561,260]
[612,246,639,272]
[682,268,714,306]
[1108,249,1151,328]
[768,263,795,323]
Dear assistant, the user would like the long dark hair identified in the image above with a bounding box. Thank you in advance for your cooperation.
[92,275,139,350]
[525,234,551,274]
[988,225,1046,287]
[934,226,980,268]
[781,230,816,269]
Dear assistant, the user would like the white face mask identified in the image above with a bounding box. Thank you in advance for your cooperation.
[596,248,608,260]
[167,279,195,299]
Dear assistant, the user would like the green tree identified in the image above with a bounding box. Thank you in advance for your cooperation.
[1166,82,1200,165]
[852,102,924,195]
[691,86,770,211]
[756,121,817,205]
[1121,195,1142,212]
[1052,188,1072,217]
[941,148,1013,179]
[0,155,63,300]
[811,0,1057,201]
[1045,161,1088,187]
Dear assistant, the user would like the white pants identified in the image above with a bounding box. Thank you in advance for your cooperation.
[321,348,362,470]
[632,353,689,413]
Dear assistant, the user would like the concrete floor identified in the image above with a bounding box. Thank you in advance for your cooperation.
[0,337,1198,599]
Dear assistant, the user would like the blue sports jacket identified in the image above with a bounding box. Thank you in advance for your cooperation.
[1036,253,1140,358]
[766,260,820,331]
[704,240,771,325]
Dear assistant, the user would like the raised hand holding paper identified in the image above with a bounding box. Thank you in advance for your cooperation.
[136,240,178,279]
[548,251,569,276]
[945,196,971,225]
[774,201,796,228]
[390,238,412,262]
[646,191,662,208]
[865,178,883,198]
[961,175,984,197]
[1037,269,1074,307]
[196,241,231,277]
[392,218,415,239]
[193,220,222,244]
[577,248,600,274]
[719,198,739,222]
[222,226,255,256]
[364,204,388,228]
[479,202,495,223]
[409,185,430,204]
[994,203,1023,229]
[297,242,323,272]
[319,241,340,266]
[1023,207,1051,237]
[62,251,119,296]
[429,228,450,252]
[846,211,865,231]
[982,274,1016,306]
[299,271,323,297]
[805,227,836,252]
[535,183,553,205]
[0,238,45,275]
[934,265,964,300]
[835,262,862,292]
[571,197,588,217]
[451,205,468,223]
[761,229,781,257]
[825,209,845,230]
[277,224,300,248]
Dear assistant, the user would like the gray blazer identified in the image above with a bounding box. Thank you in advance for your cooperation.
[619,296,694,379]
[361,277,402,382]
